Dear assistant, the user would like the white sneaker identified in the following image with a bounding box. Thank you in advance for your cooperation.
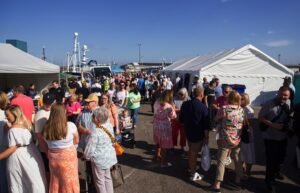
[190,172,203,181]
[224,156,232,166]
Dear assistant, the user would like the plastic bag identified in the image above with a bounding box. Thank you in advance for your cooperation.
[201,144,211,171]
[111,164,125,188]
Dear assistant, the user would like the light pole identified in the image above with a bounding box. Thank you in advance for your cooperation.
[138,43,142,64]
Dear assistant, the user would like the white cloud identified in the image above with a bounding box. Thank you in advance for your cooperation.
[264,40,292,47]
[267,30,273,35]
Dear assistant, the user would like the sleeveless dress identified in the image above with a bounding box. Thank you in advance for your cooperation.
[7,128,47,193]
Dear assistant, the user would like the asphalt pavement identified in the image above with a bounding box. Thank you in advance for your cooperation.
[81,103,300,193]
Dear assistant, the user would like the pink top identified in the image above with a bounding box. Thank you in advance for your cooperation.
[153,102,177,148]
[65,102,81,117]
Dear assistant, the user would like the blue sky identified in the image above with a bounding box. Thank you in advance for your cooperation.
[1,0,300,65]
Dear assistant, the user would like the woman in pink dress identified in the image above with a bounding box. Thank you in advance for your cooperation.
[153,90,176,167]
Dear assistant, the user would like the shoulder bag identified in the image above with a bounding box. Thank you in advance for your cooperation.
[241,118,251,143]
[260,105,285,131]
[99,125,124,156]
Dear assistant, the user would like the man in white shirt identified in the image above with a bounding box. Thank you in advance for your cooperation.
[166,77,173,90]
[34,92,56,176]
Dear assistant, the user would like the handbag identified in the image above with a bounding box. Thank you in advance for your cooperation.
[241,119,251,144]
[111,164,125,188]
[201,144,211,171]
[99,125,125,156]
[114,142,125,155]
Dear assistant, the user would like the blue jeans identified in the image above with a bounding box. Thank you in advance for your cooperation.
[130,108,139,128]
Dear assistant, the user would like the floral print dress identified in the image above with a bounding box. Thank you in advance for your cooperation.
[153,103,176,148]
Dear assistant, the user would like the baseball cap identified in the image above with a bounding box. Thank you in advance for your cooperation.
[43,93,56,105]
[85,93,99,103]
[283,76,291,81]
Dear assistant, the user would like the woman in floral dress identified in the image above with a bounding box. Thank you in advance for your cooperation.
[210,90,245,193]
[153,90,176,167]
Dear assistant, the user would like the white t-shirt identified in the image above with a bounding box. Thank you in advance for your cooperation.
[166,80,173,90]
[107,89,116,102]
[116,90,129,106]
[46,122,77,150]
[34,108,51,134]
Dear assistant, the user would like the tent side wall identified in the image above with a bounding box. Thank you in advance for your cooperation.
[0,73,59,92]
[202,49,292,105]
[200,72,281,105]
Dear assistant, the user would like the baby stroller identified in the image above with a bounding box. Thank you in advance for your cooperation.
[119,110,136,149]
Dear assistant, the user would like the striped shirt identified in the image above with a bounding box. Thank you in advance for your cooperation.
[76,109,96,150]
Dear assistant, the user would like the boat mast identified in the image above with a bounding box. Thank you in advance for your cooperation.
[72,32,79,73]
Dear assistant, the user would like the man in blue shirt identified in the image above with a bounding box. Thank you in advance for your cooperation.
[213,77,223,98]
[181,87,209,181]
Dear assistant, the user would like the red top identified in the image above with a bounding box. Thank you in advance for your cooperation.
[11,94,34,122]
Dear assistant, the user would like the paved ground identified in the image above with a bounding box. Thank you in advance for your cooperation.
[81,104,300,193]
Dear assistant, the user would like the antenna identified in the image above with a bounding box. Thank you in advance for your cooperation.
[42,46,46,61]
[138,43,142,64]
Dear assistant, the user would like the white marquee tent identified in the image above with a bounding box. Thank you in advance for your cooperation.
[163,44,294,105]
[0,43,60,91]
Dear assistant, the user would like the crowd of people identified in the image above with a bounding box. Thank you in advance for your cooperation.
[0,71,299,193]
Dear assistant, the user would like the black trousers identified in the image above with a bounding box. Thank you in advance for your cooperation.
[86,161,96,193]
[264,139,288,184]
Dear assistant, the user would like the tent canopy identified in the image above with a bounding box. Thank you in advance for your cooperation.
[0,43,59,73]
[163,44,294,105]
[0,43,60,91]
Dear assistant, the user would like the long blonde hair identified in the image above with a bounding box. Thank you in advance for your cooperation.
[6,105,32,130]
[43,103,68,140]
[0,91,9,110]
